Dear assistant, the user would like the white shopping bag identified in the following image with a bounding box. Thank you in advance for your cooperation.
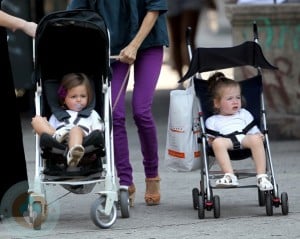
[165,82,201,172]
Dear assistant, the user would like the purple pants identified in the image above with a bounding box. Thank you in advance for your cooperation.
[111,46,163,186]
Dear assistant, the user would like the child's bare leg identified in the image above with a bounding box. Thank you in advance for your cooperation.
[242,134,273,191]
[67,126,85,167]
[212,137,239,187]
[211,137,234,173]
[68,126,84,148]
[242,134,266,174]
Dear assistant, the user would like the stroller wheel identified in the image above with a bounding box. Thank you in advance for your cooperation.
[119,189,130,218]
[213,195,220,218]
[32,202,43,230]
[198,194,205,219]
[258,188,266,206]
[90,196,117,229]
[192,188,199,210]
[265,192,273,216]
[281,192,289,215]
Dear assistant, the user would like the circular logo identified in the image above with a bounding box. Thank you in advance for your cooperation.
[0,181,60,237]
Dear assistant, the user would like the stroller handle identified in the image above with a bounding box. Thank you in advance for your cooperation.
[186,27,193,62]
[253,21,259,42]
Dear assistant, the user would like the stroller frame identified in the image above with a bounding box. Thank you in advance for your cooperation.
[28,9,119,229]
[181,23,289,219]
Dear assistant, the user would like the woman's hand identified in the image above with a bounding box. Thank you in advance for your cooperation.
[21,21,37,38]
[119,44,138,65]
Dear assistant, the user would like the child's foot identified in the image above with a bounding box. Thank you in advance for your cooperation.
[53,127,69,143]
[257,174,273,191]
[67,145,84,167]
[216,173,239,187]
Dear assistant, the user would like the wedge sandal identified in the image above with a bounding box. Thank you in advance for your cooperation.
[145,176,160,206]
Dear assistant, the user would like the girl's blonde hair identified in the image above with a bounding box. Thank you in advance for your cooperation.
[57,73,93,107]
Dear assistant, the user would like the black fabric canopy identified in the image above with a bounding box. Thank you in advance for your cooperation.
[179,41,278,83]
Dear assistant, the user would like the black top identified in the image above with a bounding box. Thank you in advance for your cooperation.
[0,0,29,217]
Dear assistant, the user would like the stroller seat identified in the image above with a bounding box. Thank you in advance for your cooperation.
[40,130,105,177]
[195,74,262,163]
[39,77,105,178]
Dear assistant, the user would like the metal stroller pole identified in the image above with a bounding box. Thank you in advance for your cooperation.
[253,21,278,197]
[186,27,193,62]
[186,27,212,204]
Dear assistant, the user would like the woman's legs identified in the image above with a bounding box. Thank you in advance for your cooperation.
[111,47,163,205]
[132,47,163,179]
[111,61,132,186]
[133,47,163,205]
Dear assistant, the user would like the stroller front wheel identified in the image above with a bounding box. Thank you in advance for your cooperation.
[90,196,117,229]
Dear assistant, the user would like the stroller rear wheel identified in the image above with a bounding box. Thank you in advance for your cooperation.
[198,194,205,219]
[265,192,273,216]
[213,195,220,218]
[258,188,266,206]
[281,192,289,215]
[192,188,199,210]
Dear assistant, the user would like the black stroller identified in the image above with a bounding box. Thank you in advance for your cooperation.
[180,24,289,219]
[28,9,121,230]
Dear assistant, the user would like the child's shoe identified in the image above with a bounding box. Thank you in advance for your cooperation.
[145,176,160,206]
[257,174,273,191]
[67,145,84,167]
[216,173,239,187]
[53,127,69,143]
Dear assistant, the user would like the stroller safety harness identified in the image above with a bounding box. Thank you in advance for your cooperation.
[206,120,256,150]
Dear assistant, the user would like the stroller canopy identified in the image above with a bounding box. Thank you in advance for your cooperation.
[35,9,110,81]
[179,41,278,83]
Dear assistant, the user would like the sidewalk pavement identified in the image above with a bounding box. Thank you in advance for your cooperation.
[1,8,300,239]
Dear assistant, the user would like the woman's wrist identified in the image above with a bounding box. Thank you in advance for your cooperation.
[12,17,26,32]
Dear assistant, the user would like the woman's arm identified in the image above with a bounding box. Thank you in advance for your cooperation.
[119,11,159,65]
[0,10,37,37]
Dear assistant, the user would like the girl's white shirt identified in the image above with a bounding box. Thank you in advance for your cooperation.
[49,109,104,135]
[205,108,260,136]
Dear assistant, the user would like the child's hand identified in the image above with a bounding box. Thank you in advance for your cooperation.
[207,136,215,145]
[258,133,265,141]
